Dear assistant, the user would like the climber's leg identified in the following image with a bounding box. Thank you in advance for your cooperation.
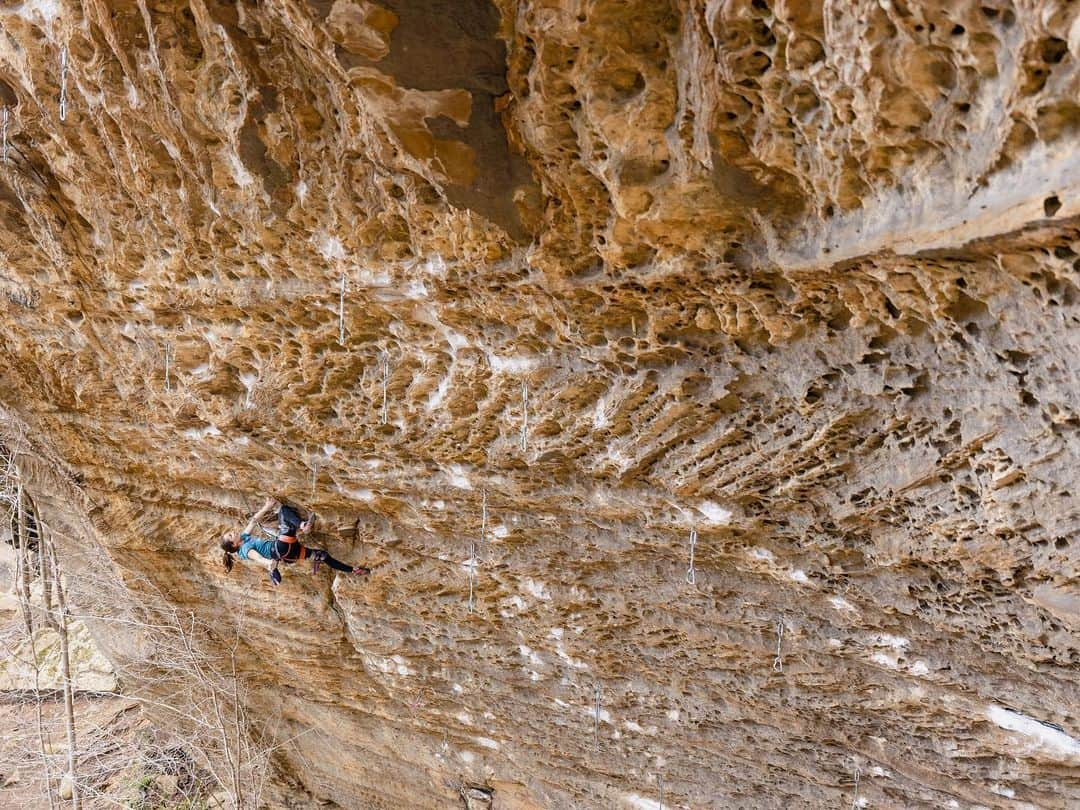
[308,548,366,575]
[320,551,353,572]
[299,511,317,535]
[277,504,304,537]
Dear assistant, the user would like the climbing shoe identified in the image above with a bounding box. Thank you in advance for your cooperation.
[269,568,282,586]
[310,549,327,574]
[352,566,371,576]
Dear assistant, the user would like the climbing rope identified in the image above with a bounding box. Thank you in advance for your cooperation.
[593,683,602,749]
[310,461,317,499]
[520,379,529,451]
[467,540,476,613]
[658,774,664,810]
[380,353,389,425]
[685,528,697,585]
[1,107,8,162]
[773,617,785,672]
[469,490,488,612]
[850,763,861,809]
[338,273,346,346]
[480,489,487,550]
[59,46,68,122]
[163,341,172,391]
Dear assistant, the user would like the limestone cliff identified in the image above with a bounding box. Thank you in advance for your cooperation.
[0,0,1078,807]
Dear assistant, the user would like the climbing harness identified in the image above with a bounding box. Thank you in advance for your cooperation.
[59,46,68,122]
[338,273,346,346]
[850,763,861,810]
[271,536,307,562]
[685,528,697,585]
[773,618,785,672]
[520,380,529,451]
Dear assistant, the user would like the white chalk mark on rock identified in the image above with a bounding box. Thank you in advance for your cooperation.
[986,706,1080,762]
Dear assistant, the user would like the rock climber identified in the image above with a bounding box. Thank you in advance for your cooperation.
[220,496,370,586]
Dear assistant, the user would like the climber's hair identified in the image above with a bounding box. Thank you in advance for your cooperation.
[220,532,238,573]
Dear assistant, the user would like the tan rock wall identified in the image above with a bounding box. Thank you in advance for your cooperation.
[0,0,1077,807]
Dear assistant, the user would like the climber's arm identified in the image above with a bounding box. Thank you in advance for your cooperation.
[243,496,279,536]
[243,548,277,574]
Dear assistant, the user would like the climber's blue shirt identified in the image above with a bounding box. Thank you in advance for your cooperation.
[237,533,276,561]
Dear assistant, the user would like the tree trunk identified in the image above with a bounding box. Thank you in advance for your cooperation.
[14,483,33,639]
[48,539,80,810]
[15,482,57,809]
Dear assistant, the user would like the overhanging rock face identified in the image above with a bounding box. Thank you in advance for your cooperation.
[0,0,1078,807]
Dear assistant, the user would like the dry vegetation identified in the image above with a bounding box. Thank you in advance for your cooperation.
[0,439,295,809]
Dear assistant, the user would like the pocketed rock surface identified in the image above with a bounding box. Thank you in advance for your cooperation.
[0,0,1078,807]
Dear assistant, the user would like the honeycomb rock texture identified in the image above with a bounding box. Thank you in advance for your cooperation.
[0,0,1079,807]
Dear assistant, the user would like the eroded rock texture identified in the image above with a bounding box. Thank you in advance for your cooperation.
[0,0,1078,807]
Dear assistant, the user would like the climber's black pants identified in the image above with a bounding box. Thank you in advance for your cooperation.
[312,551,353,572]
[273,539,352,571]
[277,504,305,537]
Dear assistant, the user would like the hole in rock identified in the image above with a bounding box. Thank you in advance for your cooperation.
[1044,195,1061,217]
[946,291,989,325]
[1041,37,1068,64]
